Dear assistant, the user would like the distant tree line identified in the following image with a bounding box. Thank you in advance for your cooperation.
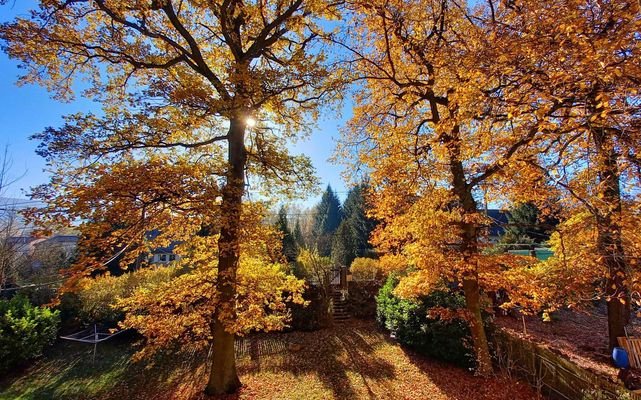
[275,182,377,269]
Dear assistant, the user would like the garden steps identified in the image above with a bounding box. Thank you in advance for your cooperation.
[331,289,351,323]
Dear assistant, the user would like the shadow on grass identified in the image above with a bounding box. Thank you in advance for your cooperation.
[234,321,397,399]
[397,343,540,400]
[0,332,212,400]
[0,337,132,400]
[3,321,530,400]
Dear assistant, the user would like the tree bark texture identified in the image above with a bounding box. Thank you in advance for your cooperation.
[449,134,494,376]
[593,126,629,350]
[206,117,247,395]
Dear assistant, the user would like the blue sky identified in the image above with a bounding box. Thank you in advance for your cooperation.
[0,2,349,206]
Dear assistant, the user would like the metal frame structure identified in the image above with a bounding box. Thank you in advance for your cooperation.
[60,324,126,363]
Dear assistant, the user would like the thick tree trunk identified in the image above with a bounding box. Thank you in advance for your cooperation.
[207,320,241,394]
[593,126,629,350]
[449,137,493,376]
[462,275,493,375]
[205,117,246,395]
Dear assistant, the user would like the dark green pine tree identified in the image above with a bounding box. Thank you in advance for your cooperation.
[342,183,377,260]
[313,184,343,256]
[275,206,299,263]
[500,202,556,247]
[332,220,356,267]
[293,218,304,248]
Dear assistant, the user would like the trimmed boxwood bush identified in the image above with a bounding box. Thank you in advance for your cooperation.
[0,295,60,373]
[376,275,479,368]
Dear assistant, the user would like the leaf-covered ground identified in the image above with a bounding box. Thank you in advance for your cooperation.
[496,307,619,381]
[0,320,540,399]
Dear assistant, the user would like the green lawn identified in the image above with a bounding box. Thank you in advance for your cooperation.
[1,321,539,400]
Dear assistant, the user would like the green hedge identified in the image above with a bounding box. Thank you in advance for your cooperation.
[0,295,60,373]
[376,276,477,368]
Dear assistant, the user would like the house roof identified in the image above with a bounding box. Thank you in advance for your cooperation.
[151,242,181,254]
[6,236,41,247]
[7,236,37,243]
[145,229,181,253]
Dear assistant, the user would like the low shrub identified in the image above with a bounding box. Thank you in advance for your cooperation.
[376,275,479,368]
[0,295,60,373]
[350,257,382,281]
[289,285,330,331]
[348,280,382,319]
[56,291,84,332]
[17,286,57,307]
[75,265,185,324]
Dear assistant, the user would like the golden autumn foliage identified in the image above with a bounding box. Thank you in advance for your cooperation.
[350,257,381,281]
[71,221,305,360]
[295,247,332,283]
[75,263,184,323]
[520,209,641,310]
[119,256,305,359]
[67,205,306,336]
[1,0,346,392]
[485,0,641,347]
[339,0,641,371]
[339,0,565,374]
[1,0,641,392]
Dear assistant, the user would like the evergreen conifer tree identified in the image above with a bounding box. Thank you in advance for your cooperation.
[312,185,343,256]
[342,183,377,260]
[276,206,298,263]
[332,220,356,267]
[500,202,557,248]
[293,218,305,248]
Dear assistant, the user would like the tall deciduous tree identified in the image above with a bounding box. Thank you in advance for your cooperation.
[0,147,29,294]
[487,0,641,349]
[1,0,341,394]
[340,0,567,375]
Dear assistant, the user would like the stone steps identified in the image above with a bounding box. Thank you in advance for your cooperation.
[331,290,351,322]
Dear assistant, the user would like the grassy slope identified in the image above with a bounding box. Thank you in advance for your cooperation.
[0,321,538,400]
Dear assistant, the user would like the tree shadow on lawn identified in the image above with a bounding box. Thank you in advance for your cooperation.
[0,339,132,400]
[100,338,216,400]
[397,345,541,400]
[96,322,398,400]
[0,335,211,400]
[151,321,538,400]
[234,321,397,400]
[6,321,530,400]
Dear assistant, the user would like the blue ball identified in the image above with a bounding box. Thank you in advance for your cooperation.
[613,347,630,369]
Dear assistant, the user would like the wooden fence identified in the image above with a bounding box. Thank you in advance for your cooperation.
[494,330,641,400]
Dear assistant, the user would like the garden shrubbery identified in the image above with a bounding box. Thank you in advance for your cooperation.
[0,295,60,373]
[350,257,382,281]
[348,280,382,319]
[74,265,185,324]
[289,285,330,331]
[376,275,481,368]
